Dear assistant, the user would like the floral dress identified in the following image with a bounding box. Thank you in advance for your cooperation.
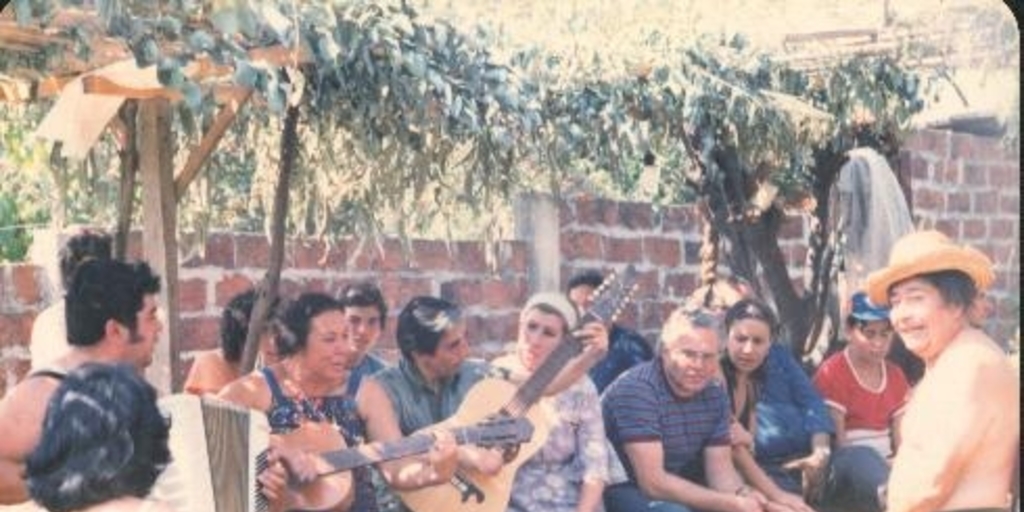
[262,367,379,512]
[493,356,611,512]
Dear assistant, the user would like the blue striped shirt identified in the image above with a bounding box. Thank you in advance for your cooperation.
[602,359,731,483]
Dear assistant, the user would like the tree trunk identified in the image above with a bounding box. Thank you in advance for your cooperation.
[241,104,301,373]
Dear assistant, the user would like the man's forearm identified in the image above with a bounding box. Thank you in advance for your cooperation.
[0,459,29,504]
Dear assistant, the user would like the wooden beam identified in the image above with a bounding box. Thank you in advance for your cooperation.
[82,75,185,101]
[174,88,252,200]
[138,98,180,394]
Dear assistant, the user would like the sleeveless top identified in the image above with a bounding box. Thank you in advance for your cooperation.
[371,358,498,435]
[261,367,378,512]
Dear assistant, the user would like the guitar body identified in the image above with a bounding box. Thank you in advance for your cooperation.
[397,378,554,512]
[276,422,355,512]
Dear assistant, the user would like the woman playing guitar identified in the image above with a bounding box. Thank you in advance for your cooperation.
[218,292,458,512]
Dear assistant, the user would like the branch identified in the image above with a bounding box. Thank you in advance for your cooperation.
[240,104,300,373]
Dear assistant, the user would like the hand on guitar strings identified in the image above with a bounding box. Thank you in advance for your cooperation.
[258,443,321,502]
[426,429,459,480]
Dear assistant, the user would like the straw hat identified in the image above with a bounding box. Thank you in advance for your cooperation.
[522,291,579,328]
[865,230,994,306]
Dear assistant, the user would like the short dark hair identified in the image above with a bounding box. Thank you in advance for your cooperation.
[723,298,779,339]
[65,260,161,347]
[917,270,977,311]
[396,296,462,360]
[566,270,605,292]
[58,229,113,290]
[220,289,281,363]
[339,281,388,328]
[26,363,170,512]
[273,292,344,358]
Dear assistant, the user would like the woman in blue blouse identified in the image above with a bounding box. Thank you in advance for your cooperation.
[719,299,832,511]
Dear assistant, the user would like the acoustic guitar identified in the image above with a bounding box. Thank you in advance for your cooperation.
[398,266,638,512]
[277,416,534,512]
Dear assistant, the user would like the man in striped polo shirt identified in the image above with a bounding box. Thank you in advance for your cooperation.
[602,307,767,512]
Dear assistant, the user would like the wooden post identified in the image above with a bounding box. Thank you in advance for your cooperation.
[137,98,179,394]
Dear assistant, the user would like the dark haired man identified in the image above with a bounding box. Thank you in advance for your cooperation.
[0,259,162,504]
[30,228,113,370]
[865,230,1019,512]
[567,270,653,392]
[339,281,390,395]
[357,295,609,510]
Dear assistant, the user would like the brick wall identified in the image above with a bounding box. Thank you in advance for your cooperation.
[1,129,1018,396]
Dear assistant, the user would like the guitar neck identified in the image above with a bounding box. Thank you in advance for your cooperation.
[503,311,604,416]
[318,426,507,476]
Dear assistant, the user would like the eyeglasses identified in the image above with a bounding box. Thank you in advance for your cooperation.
[667,347,719,364]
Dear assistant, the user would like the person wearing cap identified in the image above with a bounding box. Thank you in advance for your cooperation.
[811,291,910,512]
[356,294,608,511]
[492,292,611,512]
[864,230,1019,512]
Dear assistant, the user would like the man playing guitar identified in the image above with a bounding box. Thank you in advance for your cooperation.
[356,295,609,512]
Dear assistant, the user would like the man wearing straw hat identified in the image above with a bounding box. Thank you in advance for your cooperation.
[865,230,1019,512]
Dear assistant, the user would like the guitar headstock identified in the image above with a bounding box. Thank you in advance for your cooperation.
[580,265,638,327]
[469,417,535,448]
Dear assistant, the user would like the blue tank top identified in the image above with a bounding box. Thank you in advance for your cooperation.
[261,367,378,511]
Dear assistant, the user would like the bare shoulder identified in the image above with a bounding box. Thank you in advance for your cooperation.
[215,372,271,411]
[0,377,62,450]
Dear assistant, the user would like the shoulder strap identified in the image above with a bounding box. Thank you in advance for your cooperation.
[27,369,67,381]
[261,367,287,403]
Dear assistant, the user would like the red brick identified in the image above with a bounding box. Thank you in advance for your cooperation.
[962,219,986,240]
[178,317,220,352]
[962,163,987,186]
[989,219,1016,239]
[561,231,603,260]
[468,311,519,346]
[177,278,207,313]
[11,265,41,306]
[938,162,960,184]
[620,202,655,229]
[973,191,998,214]
[304,278,328,294]
[991,165,1019,188]
[277,279,305,300]
[934,220,959,238]
[907,154,930,180]
[660,205,697,232]
[453,242,487,273]
[913,188,944,211]
[950,133,977,160]
[214,274,255,307]
[575,198,619,227]
[479,278,528,309]
[411,240,453,271]
[606,237,643,262]
[377,239,408,271]
[643,236,682,267]
[235,234,270,269]
[203,232,236,268]
[639,301,675,333]
[378,276,433,310]
[947,192,971,213]
[440,279,483,307]
[664,272,698,299]
[288,238,328,269]
[999,193,1019,215]
[0,312,35,348]
[923,129,950,158]
[0,358,31,395]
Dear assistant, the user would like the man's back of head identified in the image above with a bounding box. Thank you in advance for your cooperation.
[58,228,113,291]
